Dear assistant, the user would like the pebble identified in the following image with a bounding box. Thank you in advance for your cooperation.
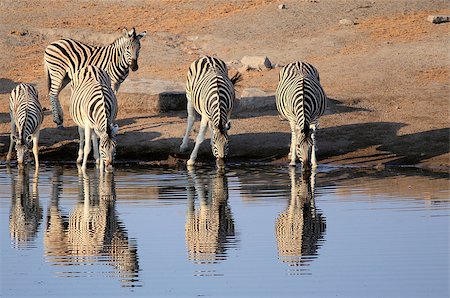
[339,19,355,26]
[427,15,450,24]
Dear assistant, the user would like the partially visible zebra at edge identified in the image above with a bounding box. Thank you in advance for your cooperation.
[180,56,242,168]
[70,65,118,173]
[44,27,146,128]
[7,83,44,170]
[276,61,327,170]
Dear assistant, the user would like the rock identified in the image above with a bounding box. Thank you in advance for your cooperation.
[234,88,276,114]
[240,56,272,71]
[427,15,450,24]
[119,79,186,114]
[339,19,355,26]
[278,4,286,9]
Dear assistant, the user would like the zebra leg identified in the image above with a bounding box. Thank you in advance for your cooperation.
[289,121,297,167]
[310,123,318,169]
[31,130,40,169]
[187,116,209,166]
[6,120,16,163]
[180,101,195,152]
[77,126,85,164]
[82,127,92,173]
[91,133,100,166]
[48,73,69,128]
[49,92,64,128]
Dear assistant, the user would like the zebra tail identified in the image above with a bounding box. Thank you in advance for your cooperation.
[299,125,313,147]
[230,72,243,86]
[44,62,51,93]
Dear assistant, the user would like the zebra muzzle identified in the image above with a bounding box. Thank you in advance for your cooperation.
[130,59,139,71]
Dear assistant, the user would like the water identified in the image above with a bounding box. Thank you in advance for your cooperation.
[0,164,448,297]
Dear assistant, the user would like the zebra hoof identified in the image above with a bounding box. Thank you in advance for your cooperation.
[179,145,189,153]
[56,124,64,130]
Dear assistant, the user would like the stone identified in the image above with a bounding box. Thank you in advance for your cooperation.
[427,15,450,24]
[113,79,186,115]
[240,56,272,71]
[278,4,286,9]
[339,19,355,26]
[234,88,276,114]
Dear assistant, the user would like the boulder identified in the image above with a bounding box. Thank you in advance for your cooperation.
[240,56,272,71]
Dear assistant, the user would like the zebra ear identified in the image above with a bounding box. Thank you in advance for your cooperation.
[225,121,231,131]
[11,134,17,141]
[111,124,119,136]
[136,31,147,40]
[122,28,128,37]
[26,135,33,143]
[128,28,136,38]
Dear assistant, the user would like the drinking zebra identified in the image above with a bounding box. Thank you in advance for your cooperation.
[276,61,327,170]
[70,65,118,173]
[7,83,43,169]
[44,27,146,128]
[180,56,241,168]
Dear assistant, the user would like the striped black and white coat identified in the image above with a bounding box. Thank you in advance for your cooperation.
[180,56,241,168]
[44,28,146,127]
[70,65,118,173]
[275,61,327,170]
[7,83,43,169]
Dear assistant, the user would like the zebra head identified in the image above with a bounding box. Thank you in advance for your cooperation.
[13,134,32,167]
[122,28,146,72]
[212,121,231,168]
[296,126,313,172]
[99,124,119,172]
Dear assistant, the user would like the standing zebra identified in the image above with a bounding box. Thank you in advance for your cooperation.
[180,56,241,168]
[276,61,327,170]
[70,65,118,173]
[7,83,43,169]
[44,27,146,128]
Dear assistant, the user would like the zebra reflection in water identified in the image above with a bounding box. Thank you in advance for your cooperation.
[9,167,42,248]
[185,169,236,263]
[44,168,139,286]
[275,168,326,270]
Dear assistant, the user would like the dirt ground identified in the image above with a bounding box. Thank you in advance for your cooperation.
[0,0,448,172]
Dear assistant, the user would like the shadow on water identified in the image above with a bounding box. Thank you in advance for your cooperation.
[185,168,238,267]
[9,167,42,248]
[44,168,140,287]
[275,169,326,273]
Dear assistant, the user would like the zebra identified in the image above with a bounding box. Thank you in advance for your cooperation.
[70,65,118,173]
[7,83,44,169]
[180,56,242,168]
[275,61,327,170]
[44,27,146,128]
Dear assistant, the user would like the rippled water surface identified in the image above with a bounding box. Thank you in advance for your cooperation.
[0,164,448,297]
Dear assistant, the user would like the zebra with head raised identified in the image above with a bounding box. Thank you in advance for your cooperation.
[180,56,241,168]
[7,83,43,169]
[44,27,146,128]
[70,65,118,173]
[276,61,327,170]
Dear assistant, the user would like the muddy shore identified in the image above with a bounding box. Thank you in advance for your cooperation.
[0,0,448,172]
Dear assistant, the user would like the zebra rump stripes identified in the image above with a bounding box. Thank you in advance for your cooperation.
[276,61,327,170]
[70,65,118,173]
[7,83,43,168]
[44,27,146,127]
[180,56,241,168]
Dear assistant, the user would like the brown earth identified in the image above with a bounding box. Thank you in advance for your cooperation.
[0,0,449,172]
